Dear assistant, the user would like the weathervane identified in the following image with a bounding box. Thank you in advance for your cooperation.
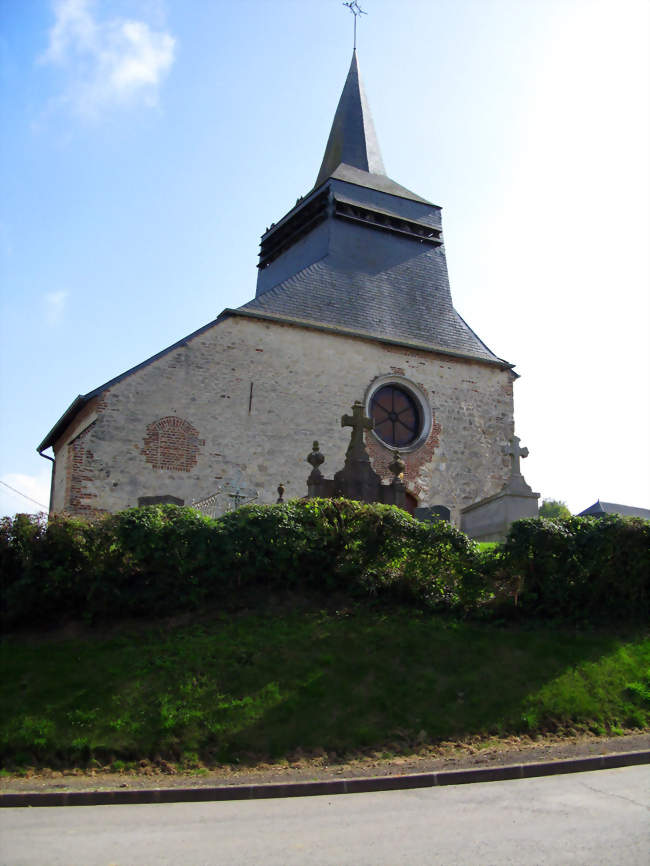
[343,1,367,51]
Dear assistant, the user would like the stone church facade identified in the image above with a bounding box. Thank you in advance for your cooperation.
[39,52,517,528]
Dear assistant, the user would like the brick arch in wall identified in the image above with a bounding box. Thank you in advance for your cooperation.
[142,416,205,473]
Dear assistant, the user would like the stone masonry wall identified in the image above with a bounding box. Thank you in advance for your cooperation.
[51,315,515,526]
[52,395,102,516]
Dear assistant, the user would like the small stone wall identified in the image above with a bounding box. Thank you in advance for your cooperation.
[460,488,539,542]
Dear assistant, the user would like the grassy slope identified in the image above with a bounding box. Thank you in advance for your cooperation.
[1,609,648,768]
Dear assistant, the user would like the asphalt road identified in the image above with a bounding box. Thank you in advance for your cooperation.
[1,766,648,865]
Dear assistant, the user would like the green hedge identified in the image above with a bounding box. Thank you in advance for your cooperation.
[499,515,650,623]
[1,505,648,629]
[0,501,484,628]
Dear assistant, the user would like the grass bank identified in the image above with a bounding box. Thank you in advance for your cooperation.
[2,609,648,770]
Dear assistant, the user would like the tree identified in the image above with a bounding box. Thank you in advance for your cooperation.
[539,499,571,519]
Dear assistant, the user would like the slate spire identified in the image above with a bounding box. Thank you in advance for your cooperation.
[242,50,510,369]
[315,51,386,188]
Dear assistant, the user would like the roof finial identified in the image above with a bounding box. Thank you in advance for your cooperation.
[343,1,367,51]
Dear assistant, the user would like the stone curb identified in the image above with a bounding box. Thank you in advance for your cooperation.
[1,750,648,808]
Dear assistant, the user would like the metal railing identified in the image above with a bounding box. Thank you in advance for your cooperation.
[191,485,257,519]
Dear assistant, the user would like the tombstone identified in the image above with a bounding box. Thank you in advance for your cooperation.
[307,401,407,508]
[415,505,451,524]
[501,435,533,495]
[460,434,539,541]
[138,495,184,507]
[334,401,384,502]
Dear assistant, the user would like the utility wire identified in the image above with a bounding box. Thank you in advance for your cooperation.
[0,479,49,510]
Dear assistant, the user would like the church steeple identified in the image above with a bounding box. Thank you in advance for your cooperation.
[242,51,508,369]
[315,51,386,188]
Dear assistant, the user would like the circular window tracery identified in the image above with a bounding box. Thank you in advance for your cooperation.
[365,376,432,453]
[370,385,421,448]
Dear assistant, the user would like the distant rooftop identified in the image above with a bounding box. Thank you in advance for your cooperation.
[577,500,650,520]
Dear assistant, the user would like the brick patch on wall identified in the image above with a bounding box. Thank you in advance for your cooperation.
[142,416,205,473]
[65,423,105,519]
[366,413,442,504]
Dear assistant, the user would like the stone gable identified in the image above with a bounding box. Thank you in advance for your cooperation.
[51,315,514,525]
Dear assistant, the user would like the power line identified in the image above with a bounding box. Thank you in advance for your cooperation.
[0,479,49,510]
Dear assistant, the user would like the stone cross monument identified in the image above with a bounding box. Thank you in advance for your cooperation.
[506,435,529,477]
[460,432,539,541]
[502,435,533,494]
[306,401,406,508]
[342,401,374,463]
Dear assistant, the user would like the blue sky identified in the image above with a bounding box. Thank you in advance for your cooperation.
[1,0,648,516]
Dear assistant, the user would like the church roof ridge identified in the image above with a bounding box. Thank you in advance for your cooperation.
[36,317,223,453]
[227,306,514,368]
[38,294,515,455]
[244,257,511,367]
[321,163,433,205]
[315,50,386,188]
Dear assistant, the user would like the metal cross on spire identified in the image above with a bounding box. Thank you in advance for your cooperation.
[343,1,367,51]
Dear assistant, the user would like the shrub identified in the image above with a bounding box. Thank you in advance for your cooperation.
[0,501,486,628]
[2,505,646,629]
[539,499,571,519]
[85,504,222,618]
[500,515,650,622]
[1,513,92,626]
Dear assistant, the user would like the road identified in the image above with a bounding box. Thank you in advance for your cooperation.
[1,766,648,865]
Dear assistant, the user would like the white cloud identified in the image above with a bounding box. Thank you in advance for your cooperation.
[0,472,51,517]
[43,0,97,64]
[41,0,175,117]
[44,289,69,324]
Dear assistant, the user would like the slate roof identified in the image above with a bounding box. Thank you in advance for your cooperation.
[316,51,386,187]
[577,500,650,520]
[243,256,504,364]
[313,53,430,204]
[324,163,432,205]
[241,51,510,367]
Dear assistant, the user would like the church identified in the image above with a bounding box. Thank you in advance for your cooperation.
[38,52,522,529]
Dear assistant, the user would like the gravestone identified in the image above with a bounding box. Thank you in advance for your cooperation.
[415,505,451,523]
[307,401,407,508]
[502,435,532,495]
[460,434,539,541]
[138,495,184,507]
